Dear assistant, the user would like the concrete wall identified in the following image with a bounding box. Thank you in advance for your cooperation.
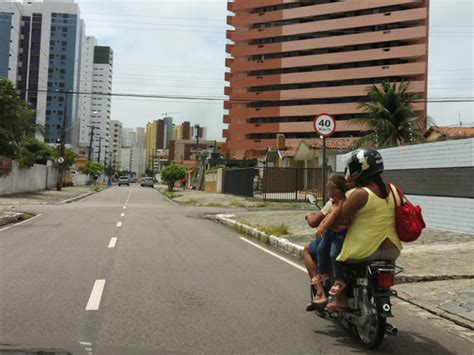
[0,161,58,195]
[204,168,224,193]
[336,139,474,235]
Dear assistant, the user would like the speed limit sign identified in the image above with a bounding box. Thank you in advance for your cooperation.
[313,114,336,137]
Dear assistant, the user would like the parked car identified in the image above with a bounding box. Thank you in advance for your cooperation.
[141,177,154,188]
[118,176,130,186]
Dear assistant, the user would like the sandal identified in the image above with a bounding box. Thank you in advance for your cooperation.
[329,280,347,296]
[311,274,329,305]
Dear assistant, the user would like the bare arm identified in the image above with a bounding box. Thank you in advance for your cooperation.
[334,188,369,226]
[315,201,342,237]
[306,211,325,228]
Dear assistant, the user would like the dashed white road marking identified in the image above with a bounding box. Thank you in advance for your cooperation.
[120,213,125,217]
[0,214,42,232]
[116,221,122,227]
[108,237,117,248]
[85,279,106,311]
[239,237,307,273]
[123,206,127,210]
[79,342,91,346]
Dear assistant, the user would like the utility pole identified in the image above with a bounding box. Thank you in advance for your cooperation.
[56,91,69,191]
[87,124,99,161]
[97,136,102,163]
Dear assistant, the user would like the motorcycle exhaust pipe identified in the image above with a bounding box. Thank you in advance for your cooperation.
[385,323,399,336]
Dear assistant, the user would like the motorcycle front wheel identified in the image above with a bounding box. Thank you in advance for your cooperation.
[356,292,386,349]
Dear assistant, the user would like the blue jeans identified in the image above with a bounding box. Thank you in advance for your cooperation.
[317,230,347,280]
[308,238,322,262]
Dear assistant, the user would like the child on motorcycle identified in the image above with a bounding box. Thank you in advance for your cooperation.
[312,175,351,310]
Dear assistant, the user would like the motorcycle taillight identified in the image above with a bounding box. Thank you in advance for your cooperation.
[377,272,394,288]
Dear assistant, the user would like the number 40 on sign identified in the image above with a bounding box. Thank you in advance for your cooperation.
[313,114,336,137]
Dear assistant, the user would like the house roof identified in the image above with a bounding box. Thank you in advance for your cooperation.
[279,147,298,158]
[424,126,474,139]
[303,137,360,150]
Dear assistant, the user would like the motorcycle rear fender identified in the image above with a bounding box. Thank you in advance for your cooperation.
[375,295,393,318]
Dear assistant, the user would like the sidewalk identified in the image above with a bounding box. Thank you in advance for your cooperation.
[0,186,101,206]
[156,186,311,210]
[215,209,474,331]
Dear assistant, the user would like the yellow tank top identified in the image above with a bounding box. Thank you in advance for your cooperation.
[337,187,402,262]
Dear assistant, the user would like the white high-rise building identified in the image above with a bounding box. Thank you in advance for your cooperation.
[120,127,146,176]
[77,35,96,151]
[90,46,113,164]
[110,120,122,170]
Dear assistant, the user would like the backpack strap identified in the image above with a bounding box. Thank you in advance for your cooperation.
[389,184,404,206]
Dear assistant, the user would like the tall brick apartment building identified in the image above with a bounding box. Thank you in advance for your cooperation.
[224,0,429,159]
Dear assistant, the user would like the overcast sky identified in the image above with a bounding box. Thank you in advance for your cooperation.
[74,0,473,138]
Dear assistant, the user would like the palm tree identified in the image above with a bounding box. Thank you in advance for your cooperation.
[354,81,425,148]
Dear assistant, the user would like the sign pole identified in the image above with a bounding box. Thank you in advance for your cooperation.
[322,136,327,205]
[313,113,336,206]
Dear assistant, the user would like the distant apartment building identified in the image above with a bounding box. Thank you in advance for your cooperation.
[146,121,158,171]
[169,140,225,163]
[0,0,82,143]
[0,0,112,151]
[90,46,113,164]
[110,120,122,170]
[120,127,146,175]
[224,0,429,159]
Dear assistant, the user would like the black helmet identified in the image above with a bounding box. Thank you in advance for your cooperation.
[345,148,384,179]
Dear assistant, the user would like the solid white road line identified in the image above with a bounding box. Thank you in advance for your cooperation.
[120,213,125,217]
[0,214,42,232]
[239,237,307,273]
[116,221,122,227]
[85,279,106,311]
[108,237,117,248]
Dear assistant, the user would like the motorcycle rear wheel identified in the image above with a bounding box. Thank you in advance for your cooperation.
[356,297,386,350]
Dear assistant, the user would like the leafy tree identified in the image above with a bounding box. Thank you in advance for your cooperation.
[161,164,186,191]
[16,138,54,168]
[0,78,35,157]
[80,161,103,177]
[354,81,425,148]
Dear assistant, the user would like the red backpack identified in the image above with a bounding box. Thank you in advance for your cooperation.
[389,184,426,242]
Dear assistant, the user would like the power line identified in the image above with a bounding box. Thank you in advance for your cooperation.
[9,87,474,104]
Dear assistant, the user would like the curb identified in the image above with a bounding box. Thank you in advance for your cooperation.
[396,290,474,331]
[215,214,304,258]
[59,187,109,204]
[154,188,179,205]
[0,212,23,227]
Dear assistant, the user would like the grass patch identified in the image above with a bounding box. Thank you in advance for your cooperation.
[229,200,247,208]
[18,212,34,221]
[182,199,200,205]
[258,223,289,236]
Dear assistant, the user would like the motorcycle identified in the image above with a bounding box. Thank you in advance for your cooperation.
[306,194,402,350]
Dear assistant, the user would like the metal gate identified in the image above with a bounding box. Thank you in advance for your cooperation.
[223,168,258,198]
[262,167,326,201]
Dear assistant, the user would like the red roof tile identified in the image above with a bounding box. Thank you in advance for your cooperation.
[425,126,474,139]
[304,137,359,150]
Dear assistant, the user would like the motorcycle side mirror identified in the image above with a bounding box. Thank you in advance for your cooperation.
[305,194,320,209]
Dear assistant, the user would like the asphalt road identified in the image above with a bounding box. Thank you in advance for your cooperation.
[0,185,472,354]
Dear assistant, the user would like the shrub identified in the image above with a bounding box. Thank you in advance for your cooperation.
[161,164,186,191]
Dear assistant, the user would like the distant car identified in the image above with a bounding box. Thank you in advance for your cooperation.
[118,176,130,186]
[141,177,154,188]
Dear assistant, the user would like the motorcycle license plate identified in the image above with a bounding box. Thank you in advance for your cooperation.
[357,278,368,286]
